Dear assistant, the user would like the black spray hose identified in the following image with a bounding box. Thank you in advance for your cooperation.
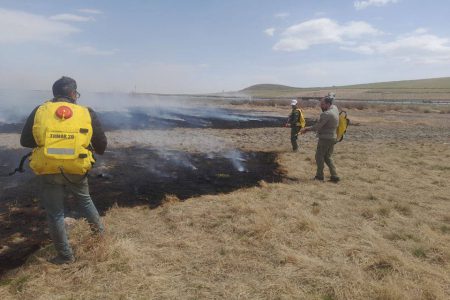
[0,152,32,177]
[59,167,88,185]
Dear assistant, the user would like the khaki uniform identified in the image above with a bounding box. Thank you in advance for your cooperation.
[311,105,339,179]
[315,139,337,179]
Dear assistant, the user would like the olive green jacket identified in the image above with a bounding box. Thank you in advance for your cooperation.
[311,105,339,140]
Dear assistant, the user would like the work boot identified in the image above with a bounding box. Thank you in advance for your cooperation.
[330,176,340,183]
[313,176,324,181]
[48,255,75,265]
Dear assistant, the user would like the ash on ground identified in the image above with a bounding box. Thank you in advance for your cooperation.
[0,147,285,274]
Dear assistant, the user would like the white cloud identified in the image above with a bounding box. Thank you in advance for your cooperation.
[414,28,428,34]
[0,8,79,44]
[264,28,275,37]
[273,17,450,65]
[343,30,450,63]
[77,8,103,15]
[354,0,398,10]
[378,34,450,54]
[273,18,381,51]
[49,13,94,22]
[74,46,118,56]
[275,12,290,19]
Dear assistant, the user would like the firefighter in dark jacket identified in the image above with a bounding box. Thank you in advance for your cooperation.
[20,76,107,265]
[285,99,306,152]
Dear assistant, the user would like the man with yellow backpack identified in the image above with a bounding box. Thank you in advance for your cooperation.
[301,93,342,183]
[20,76,107,264]
[285,99,306,152]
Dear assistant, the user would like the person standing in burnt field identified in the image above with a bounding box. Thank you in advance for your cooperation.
[301,94,340,183]
[285,99,306,152]
[20,76,107,264]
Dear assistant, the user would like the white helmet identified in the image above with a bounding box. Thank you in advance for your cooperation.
[291,99,298,106]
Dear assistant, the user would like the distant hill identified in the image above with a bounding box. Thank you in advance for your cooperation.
[238,84,310,98]
[241,84,304,93]
[238,77,450,100]
[341,77,450,89]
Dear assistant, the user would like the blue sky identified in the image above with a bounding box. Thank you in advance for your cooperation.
[0,0,449,93]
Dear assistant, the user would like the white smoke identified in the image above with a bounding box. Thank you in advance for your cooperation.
[225,150,247,172]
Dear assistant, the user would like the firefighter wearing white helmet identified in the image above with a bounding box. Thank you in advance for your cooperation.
[285,98,306,152]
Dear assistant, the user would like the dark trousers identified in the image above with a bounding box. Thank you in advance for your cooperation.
[315,138,338,178]
[290,126,301,151]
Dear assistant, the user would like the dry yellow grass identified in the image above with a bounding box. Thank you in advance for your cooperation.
[0,107,449,299]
